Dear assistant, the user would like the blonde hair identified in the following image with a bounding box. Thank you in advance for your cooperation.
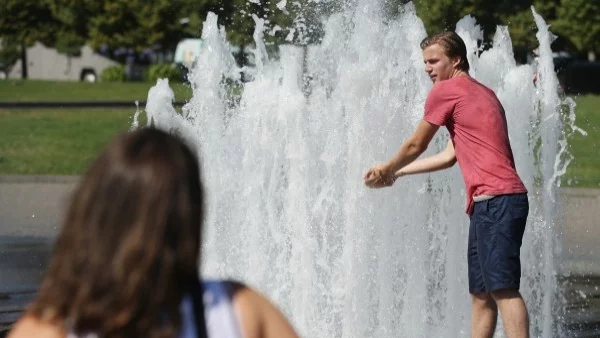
[421,31,470,72]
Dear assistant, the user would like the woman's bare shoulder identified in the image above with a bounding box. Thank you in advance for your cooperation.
[231,284,300,338]
[7,314,65,338]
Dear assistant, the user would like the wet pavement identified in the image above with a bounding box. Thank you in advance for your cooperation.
[0,176,71,335]
[0,237,53,335]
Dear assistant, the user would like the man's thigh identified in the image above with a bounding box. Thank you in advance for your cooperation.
[474,194,528,292]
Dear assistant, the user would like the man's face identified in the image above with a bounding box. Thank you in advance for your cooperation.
[422,43,459,84]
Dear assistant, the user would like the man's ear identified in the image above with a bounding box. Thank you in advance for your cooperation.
[452,57,462,69]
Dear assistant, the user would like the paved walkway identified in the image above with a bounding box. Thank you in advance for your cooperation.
[0,176,75,333]
[2,176,599,271]
[0,175,78,238]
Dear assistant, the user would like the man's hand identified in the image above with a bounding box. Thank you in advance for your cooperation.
[363,120,439,189]
[363,163,395,188]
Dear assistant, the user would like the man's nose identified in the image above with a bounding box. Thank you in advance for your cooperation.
[425,65,432,72]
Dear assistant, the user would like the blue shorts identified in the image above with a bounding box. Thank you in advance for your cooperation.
[468,193,529,294]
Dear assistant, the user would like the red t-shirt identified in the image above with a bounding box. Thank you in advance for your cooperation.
[423,76,527,214]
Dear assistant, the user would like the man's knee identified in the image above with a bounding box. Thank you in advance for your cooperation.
[490,288,522,302]
[471,292,496,309]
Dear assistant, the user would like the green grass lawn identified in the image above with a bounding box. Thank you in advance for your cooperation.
[0,108,142,174]
[565,95,600,188]
[0,80,598,187]
[0,80,192,102]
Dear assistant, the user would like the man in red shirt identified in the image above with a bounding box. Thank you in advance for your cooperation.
[364,31,529,338]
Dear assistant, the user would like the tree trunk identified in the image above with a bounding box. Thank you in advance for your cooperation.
[20,43,28,79]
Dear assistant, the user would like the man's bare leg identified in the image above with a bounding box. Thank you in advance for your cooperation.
[491,289,529,338]
[471,292,498,338]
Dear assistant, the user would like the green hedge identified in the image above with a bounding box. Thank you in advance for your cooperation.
[100,65,126,82]
[146,63,181,83]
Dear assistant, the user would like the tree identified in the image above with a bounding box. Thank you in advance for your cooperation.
[497,1,559,62]
[388,0,564,62]
[553,0,600,59]
[51,0,211,54]
[45,0,96,56]
[0,0,60,78]
[0,38,20,76]
[86,0,178,51]
[411,0,470,34]
[221,0,285,47]
[288,0,342,45]
[217,0,335,48]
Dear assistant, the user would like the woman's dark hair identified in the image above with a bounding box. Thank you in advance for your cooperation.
[28,128,206,338]
[420,31,470,72]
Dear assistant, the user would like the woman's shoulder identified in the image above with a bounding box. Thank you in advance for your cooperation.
[7,314,65,338]
[202,279,266,312]
[225,283,300,338]
[201,279,298,337]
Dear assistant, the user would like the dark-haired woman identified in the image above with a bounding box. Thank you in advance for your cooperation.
[8,128,299,338]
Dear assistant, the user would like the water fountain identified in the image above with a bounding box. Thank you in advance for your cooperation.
[139,2,583,336]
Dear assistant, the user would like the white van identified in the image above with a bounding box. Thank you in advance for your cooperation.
[7,42,118,82]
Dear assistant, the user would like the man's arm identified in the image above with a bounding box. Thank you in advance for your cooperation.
[364,120,439,188]
[394,139,456,178]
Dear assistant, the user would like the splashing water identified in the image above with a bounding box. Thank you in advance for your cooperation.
[141,3,581,337]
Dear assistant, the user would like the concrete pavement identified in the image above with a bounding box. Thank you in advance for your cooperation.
[0,175,78,238]
[2,176,599,273]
